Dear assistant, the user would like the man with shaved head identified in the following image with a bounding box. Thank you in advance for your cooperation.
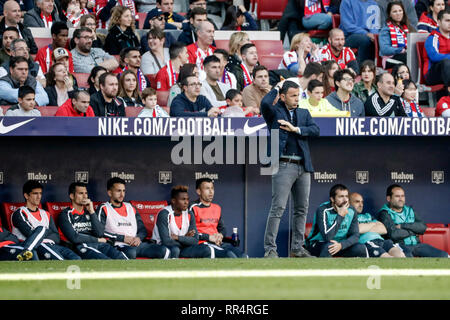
[317,28,358,74]
[0,0,37,54]
[349,192,405,258]
[186,21,216,81]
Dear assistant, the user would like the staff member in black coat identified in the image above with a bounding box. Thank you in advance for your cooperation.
[261,79,320,258]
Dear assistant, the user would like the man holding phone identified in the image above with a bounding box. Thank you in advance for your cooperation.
[306,184,368,258]
[58,182,128,259]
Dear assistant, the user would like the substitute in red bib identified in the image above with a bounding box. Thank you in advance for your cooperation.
[97,177,170,259]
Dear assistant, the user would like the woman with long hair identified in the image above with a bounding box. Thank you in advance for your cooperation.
[392,63,412,96]
[417,0,446,33]
[278,33,319,76]
[104,6,140,55]
[352,60,377,103]
[225,31,251,72]
[400,80,425,117]
[141,27,170,75]
[379,1,415,69]
[118,70,143,107]
[321,60,340,97]
[221,5,257,31]
[45,63,76,106]
[88,66,107,95]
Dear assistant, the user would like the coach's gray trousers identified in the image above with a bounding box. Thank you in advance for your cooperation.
[263,161,311,254]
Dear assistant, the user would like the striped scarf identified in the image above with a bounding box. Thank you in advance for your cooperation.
[388,22,408,48]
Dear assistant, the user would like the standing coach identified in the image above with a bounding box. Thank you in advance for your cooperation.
[261,79,320,258]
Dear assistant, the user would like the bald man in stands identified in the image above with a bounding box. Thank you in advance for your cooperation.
[0,0,37,54]
[350,192,405,258]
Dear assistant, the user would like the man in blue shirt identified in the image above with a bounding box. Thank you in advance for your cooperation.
[306,184,368,258]
[350,192,405,258]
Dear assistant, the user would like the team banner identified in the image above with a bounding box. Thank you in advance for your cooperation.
[1,117,450,137]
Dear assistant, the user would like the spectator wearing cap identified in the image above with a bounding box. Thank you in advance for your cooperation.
[156,0,187,30]
[0,39,46,87]
[55,89,95,116]
[0,56,49,106]
[35,21,74,75]
[23,0,61,28]
[143,7,176,30]
[141,28,170,75]
[4,85,41,116]
[104,6,140,56]
[0,0,38,54]
[71,27,119,73]
[45,62,77,106]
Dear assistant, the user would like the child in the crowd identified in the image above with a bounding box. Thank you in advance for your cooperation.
[436,85,450,117]
[298,80,348,117]
[222,89,256,117]
[138,88,169,117]
[5,86,41,117]
[400,80,425,117]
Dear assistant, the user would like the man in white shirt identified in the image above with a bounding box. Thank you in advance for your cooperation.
[5,85,41,116]
[200,55,230,108]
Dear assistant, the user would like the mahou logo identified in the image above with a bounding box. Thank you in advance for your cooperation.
[314,171,337,183]
[27,172,52,184]
[195,172,219,180]
[391,171,414,183]
[111,172,135,183]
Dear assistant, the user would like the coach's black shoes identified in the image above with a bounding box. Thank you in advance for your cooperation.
[16,250,33,261]
[290,247,314,258]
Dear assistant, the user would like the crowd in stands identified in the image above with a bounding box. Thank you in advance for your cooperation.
[0,0,448,118]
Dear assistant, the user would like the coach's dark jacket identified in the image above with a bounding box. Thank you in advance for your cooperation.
[261,88,320,173]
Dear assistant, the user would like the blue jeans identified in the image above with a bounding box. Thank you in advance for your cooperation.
[302,13,332,30]
[345,33,375,65]
[264,162,311,254]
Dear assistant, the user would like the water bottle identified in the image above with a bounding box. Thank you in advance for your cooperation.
[231,227,239,247]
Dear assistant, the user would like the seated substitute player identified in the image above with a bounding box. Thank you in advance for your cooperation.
[306,184,368,258]
[349,192,405,258]
[97,177,170,260]
[378,184,449,258]
[152,185,214,259]
[11,180,81,260]
[190,178,248,258]
[59,182,128,260]
[0,224,45,261]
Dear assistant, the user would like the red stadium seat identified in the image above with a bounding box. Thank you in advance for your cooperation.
[416,41,444,107]
[256,0,288,20]
[1,202,25,231]
[137,12,146,29]
[254,40,284,56]
[157,90,170,106]
[73,73,90,88]
[374,34,383,68]
[426,223,446,228]
[259,55,283,70]
[36,106,58,116]
[308,30,329,39]
[125,107,143,117]
[46,202,72,242]
[34,38,52,49]
[130,200,167,239]
[421,227,450,253]
[214,40,229,51]
[332,14,340,28]
[305,223,312,237]
[421,107,436,117]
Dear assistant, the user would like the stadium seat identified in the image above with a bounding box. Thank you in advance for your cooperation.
[374,34,383,68]
[421,107,436,117]
[73,73,90,89]
[137,12,146,29]
[125,107,143,117]
[1,202,25,231]
[129,200,167,239]
[255,0,289,30]
[34,38,52,48]
[36,106,58,116]
[214,40,229,51]
[46,201,72,242]
[416,41,444,107]
[157,90,170,107]
[420,227,449,253]
[305,223,312,237]
[308,30,329,39]
[426,223,446,228]
[259,55,283,70]
[254,40,284,56]
[332,14,340,28]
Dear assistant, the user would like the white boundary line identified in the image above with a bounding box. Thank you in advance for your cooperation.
[0,269,450,281]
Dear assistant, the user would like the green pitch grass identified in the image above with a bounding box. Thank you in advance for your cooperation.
[0,258,449,300]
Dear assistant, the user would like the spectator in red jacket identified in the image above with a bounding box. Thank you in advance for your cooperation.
[55,89,95,117]
[435,85,450,116]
